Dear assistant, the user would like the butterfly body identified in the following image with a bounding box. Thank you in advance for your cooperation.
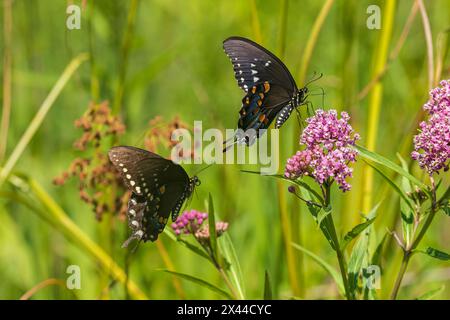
[223,37,309,146]
[108,146,199,246]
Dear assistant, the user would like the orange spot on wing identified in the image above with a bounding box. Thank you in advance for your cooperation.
[259,114,266,122]
[263,82,270,93]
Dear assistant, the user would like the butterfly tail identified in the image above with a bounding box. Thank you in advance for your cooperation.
[222,134,238,152]
[122,234,142,248]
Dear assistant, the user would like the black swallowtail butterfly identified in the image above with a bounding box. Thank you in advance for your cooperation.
[223,36,309,147]
[108,146,200,247]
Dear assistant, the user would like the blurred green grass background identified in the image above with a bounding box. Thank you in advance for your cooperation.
[0,0,449,299]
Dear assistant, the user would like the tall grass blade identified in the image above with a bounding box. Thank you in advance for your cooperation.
[0,53,89,187]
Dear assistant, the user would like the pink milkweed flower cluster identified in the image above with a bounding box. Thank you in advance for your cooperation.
[171,209,229,241]
[285,109,360,191]
[411,80,450,175]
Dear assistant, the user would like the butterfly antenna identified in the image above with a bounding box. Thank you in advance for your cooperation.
[304,72,323,87]
[193,164,213,176]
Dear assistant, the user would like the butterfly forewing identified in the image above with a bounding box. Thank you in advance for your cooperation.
[223,37,297,93]
[223,37,302,146]
[109,146,191,244]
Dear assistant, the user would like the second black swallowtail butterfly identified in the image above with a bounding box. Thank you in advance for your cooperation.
[109,146,200,247]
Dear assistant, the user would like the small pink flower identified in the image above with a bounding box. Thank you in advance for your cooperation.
[412,80,450,175]
[171,209,229,242]
[285,109,360,191]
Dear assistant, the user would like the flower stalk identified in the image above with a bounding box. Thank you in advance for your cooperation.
[172,210,238,299]
[322,183,352,300]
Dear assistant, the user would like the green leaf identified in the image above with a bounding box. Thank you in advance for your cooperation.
[424,247,450,261]
[208,193,218,262]
[398,154,415,247]
[364,160,415,212]
[291,242,344,295]
[316,208,331,230]
[397,153,412,191]
[438,185,450,205]
[442,204,450,217]
[363,231,387,300]
[347,224,371,295]
[163,229,212,263]
[355,145,428,191]
[347,203,379,296]
[371,232,388,267]
[416,286,445,300]
[294,180,323,203]
[240,170,323,202]
[300,188,336,250]
[218,233,246,299]
[159,269,233,299]
[263,270,272,300]
[340,217,376,250]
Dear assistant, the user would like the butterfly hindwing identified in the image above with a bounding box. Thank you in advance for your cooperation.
[109,146,191,244]
[238,82,293,130]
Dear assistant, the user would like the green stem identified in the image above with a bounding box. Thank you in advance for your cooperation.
[390,251,411,300]
[209,246,238,300]
[0,0,13,161]
[323,184,352,300]
[218,266,239,300]
[113,0,139,114]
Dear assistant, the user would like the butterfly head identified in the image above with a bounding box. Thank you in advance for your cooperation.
[299,86,308,97]
[296,87,309,106]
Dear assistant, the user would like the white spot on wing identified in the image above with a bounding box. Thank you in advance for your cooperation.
[253,76,259,83]
[251,70,257,75]
[135,230,143,237]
